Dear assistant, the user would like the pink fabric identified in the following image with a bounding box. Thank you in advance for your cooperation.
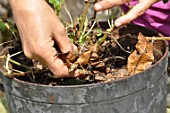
[122,0,170,36]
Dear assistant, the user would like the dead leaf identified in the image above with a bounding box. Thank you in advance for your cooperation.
[68,63,78,72]
[94,71,108,81]
[58,51,78,68]
[90,61,101,67]
[127,33,154,75]
[90,52,99,61]
[95,62,105,69]
[75,51,92,65]
[58,51,77,63]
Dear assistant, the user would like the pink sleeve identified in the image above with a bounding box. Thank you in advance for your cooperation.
[121,0,170,36]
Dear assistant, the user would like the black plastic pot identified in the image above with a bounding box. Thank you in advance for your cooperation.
[0,24,169,113]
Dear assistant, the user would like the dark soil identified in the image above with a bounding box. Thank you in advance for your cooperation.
[7,24,165,86]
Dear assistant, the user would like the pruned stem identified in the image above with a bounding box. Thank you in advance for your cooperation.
[0,55,32,71]
[64,2,73,27]
[76,1,92,37]
[96,26,115,52]
[90,0,98,24]
[4,69,50,77]
[146,37,170,40]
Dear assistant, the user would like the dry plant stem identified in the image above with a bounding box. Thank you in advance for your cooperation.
[76,1,92,38]
[4,69,50,77]
[0,40,13,47]
[64,2,73,27]
[9,58,32,70]
[146,37,170,40]
[108,10,112,28]
[83,20,96,38]
[91,9,97,24]
[90,0,98,24]
[112,36,131,53]
[96,26,115,53]
[0,55,31,70]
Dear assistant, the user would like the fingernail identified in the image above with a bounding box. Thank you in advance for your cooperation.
[115,22,122,27]
[94,4,102,11]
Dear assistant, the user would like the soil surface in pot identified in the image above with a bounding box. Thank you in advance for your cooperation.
[7,25,165,86]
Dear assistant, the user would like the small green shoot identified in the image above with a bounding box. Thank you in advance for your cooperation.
[0,19,8,32]
[95,28,102,37]
[49,0,64,15]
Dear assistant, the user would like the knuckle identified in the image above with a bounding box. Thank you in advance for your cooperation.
[23,43,45,59]
[33,44,46,56]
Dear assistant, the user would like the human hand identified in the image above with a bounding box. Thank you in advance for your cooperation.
[94,0,159,27]
[9,0,79,78]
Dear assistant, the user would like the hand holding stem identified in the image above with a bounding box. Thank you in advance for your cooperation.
[9,0,80,78]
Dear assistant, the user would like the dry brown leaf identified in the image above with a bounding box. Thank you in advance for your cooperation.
[90,61,101,67]
[94,71,108,81]
[58,51,77,63]
[90,52,99,61]
[95,62,105,69]
[127,33,154,75]
[75,51,92,65]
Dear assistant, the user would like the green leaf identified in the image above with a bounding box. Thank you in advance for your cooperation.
[49,0,64,14]
[163,0,169,3]
[0,21,7,32]
[95,28,102,37]
[68,32,75,43]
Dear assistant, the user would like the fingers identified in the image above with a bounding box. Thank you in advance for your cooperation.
[33,40,80,78]
[94,0,131,11]
[115,1,154,27]
[45,55,80,78]
[94,0,157,27]
[50,18,80,77]
[11,0,80,78]
[52,17,73,53]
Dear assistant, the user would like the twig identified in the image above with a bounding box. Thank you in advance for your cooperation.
[112,36,132,54]
[77,1,92,37]
[107,9,112,28]
[4,69,50,77]
[64,2,73,27]
[90,0,98,24]
[9,58,32,70]
[0,54,32,71]
[0,40,13,47]
[96,26,115,52]
[78,16,88,44]
[83,20,96,38]
[146,37,170,40]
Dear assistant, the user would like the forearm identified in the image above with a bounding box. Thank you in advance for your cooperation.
[9,0,49,27]
[9,0,47,12]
